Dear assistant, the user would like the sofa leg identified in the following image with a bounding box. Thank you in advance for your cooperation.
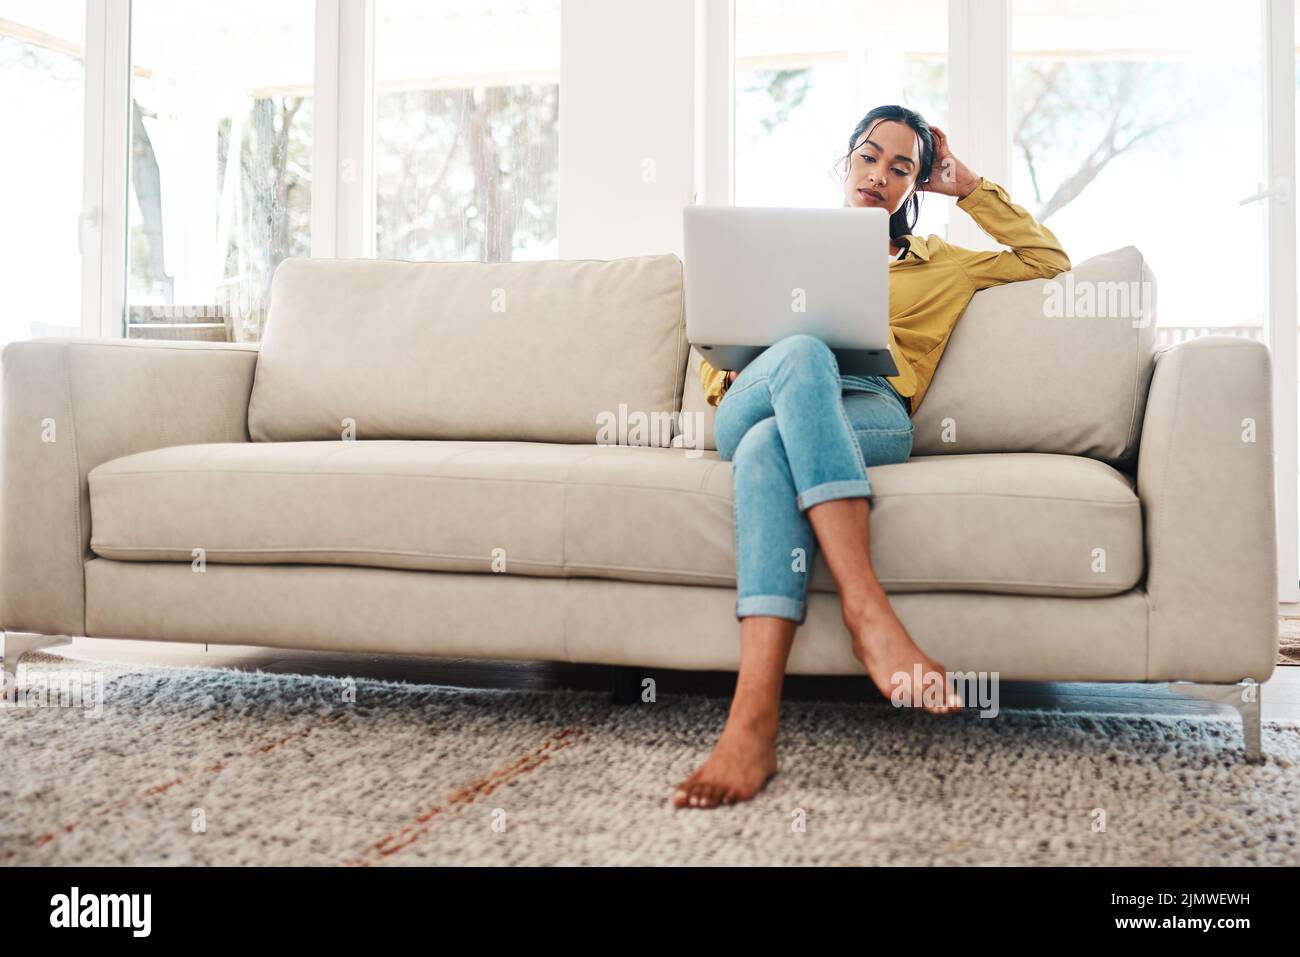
[1166,680,1263,763]
[1,632,74,701]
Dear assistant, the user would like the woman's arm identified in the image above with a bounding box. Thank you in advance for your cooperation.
[950,177,1072,288]
[917,124,1070,289]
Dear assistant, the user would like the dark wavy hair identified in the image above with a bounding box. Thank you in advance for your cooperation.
[836,105,935,245]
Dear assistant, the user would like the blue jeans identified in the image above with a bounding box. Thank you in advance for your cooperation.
[714,334,914,625]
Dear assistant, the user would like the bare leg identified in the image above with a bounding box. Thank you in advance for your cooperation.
[671,615,791,809]
[805,497,961,714]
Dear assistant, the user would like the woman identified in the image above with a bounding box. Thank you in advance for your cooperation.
[673,104,1071,810]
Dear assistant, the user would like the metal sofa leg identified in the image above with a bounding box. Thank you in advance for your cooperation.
[1,632,74,701]
[1166,680,1263,763]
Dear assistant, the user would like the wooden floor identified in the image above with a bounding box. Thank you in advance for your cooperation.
[52,631,1300,724]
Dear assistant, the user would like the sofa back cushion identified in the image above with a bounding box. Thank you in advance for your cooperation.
[910,245,1157,469]
[248,254,687,444]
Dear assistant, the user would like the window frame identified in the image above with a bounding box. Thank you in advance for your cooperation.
[79,0,130,338]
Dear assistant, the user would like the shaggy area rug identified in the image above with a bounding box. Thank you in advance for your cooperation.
[1,653,1297,866]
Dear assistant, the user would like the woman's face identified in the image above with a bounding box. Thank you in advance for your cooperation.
[842,119,922,216]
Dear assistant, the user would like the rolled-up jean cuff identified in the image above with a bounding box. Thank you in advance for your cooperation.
[736,594,806,624]
[795,478,874,512]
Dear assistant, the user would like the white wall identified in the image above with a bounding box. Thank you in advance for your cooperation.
[558,0,696,260]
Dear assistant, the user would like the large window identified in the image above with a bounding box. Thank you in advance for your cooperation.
[127,0,314,342]
[734,0,949,241]
[0,1,84,344]
[373,0,560,263]
[1011,0,1265,340]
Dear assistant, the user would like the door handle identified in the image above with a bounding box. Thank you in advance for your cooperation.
[1238,177,1291,207]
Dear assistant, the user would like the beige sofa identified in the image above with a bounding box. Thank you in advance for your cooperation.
[0,248,1278,759]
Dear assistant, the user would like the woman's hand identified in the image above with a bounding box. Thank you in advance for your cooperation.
[916,124,981,200]
[725,370,738,386]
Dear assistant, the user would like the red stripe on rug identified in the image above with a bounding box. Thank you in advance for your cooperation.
[1,711,349,861]
[341,727,585,867]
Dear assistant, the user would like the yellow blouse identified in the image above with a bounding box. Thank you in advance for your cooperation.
[699,176,1071,415]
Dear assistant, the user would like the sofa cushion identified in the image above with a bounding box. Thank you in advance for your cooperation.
[248,254,688,444]
[910,245,1157,469]
[88,442,1142,598]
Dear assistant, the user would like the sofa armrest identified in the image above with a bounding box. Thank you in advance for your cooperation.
[1,338,258,637]
[1136,335,1278,682]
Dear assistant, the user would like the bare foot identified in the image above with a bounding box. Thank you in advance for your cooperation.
[672,718,779,809]
[848,597,962,715]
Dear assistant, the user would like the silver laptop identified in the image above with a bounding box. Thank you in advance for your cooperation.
[682,205,898,377]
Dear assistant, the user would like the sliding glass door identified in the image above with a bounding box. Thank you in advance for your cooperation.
[126,0,314,342]
[1011,0,1266,351]
[0,1,85,344]
[372,0,560,263]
